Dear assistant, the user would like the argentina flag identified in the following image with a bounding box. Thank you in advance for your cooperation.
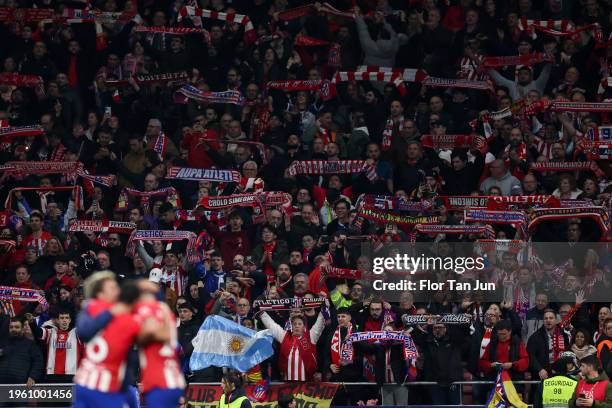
[189,315,274,373]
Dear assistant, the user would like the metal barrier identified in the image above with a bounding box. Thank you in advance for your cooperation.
[0,380,542,406]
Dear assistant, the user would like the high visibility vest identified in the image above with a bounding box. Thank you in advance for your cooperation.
[542,376,577,408]
[219,393,248,408]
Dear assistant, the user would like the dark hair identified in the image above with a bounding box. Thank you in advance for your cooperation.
[495,319,512,332]
[118,280,141,305]
[222,371,243,389]
[278,394,295,408]
[573,328,592,346]
[451,149,468,162]
[177,301,194,311]
[9,316,24,325]
[158,202,175,214]
[580,354,600,369]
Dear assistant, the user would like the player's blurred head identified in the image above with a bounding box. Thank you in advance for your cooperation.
[84,270,118,302]
[118,280,141,305]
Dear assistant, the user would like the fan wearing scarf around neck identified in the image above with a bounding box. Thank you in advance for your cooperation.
[250,224,289,284]
[325,307,361,384]
[526,309,570,381]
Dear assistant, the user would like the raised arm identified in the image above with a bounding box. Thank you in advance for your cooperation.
[487,69,515,89]
[259,311,286,342]
[309,312,325,344]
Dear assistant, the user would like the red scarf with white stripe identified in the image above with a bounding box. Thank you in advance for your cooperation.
[381,116,403,151]
[331,323,352,365]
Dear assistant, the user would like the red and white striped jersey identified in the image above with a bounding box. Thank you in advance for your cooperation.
[41,326,83,375]
[74,312,141,392]
[160,266,187,296]
[134,300,185,392]
[23,231,52,256]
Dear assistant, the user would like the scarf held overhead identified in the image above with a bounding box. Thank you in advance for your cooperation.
[69,220,136,234]
[126,230,199,264]
[166,166,241,182]
[341,331,418,362]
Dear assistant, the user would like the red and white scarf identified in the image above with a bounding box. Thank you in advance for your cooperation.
[529,161,605,178]
[116,187,181,213]
[464,209,527,225]
[415,224,487,236]
[126,230,199,263]
[421,134,475,150]
[5,186,83,211]
[549,101,612,112]
[173,85,243,105]
[549,326,566,365]
[527,207,609,232]
[597,77,611,96]
[331,323,352,365]
[0,286,48,308]
[198,192,291,210]
[439,195,489,209]
[69,220,136,234]
[177,6,256,44]
[266,80,334,101]
[0,125,44,139]
[0,161,115,187]
[0,7,55,22]
[321,265,361,279]
[482,53,551,68]
[288,160,376,180]
[381,116,403,151]
[358,207,439,226]
[166,166,241,182]
[105,71,189,86]
[134,25,210,43]
[332,70,406,95]
[486,195,560,210]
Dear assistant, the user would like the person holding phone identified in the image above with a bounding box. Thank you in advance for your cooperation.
[478,319,529,381]
[568,355,612,408]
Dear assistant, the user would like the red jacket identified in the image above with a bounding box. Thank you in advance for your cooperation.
[478,337,530,375]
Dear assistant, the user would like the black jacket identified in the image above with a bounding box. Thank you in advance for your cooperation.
[440,151,486,195]
[527,326,571,375]
[178,317,202,362]
[420,326,467,385]
[0,335,44,383]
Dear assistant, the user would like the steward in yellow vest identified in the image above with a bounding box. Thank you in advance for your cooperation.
[534,354,578,408]
[219,372,252,408]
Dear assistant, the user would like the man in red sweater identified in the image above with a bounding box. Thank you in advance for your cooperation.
[179,127,224,169]
[202,211,251,268]
[479,319,530,380]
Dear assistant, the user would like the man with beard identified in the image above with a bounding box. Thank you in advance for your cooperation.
[331,280,366,310]
[528,309,571,381]
[487,61,552,101]
[468,303,522,403]
[275,263,293,297]
[0,317,44,387]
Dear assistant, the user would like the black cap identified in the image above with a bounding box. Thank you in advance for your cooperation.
[244,256,255,265]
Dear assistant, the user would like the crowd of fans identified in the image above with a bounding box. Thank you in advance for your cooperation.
[0,0,611,405]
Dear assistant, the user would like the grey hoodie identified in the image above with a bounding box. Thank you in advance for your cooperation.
[355,16,399,68]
